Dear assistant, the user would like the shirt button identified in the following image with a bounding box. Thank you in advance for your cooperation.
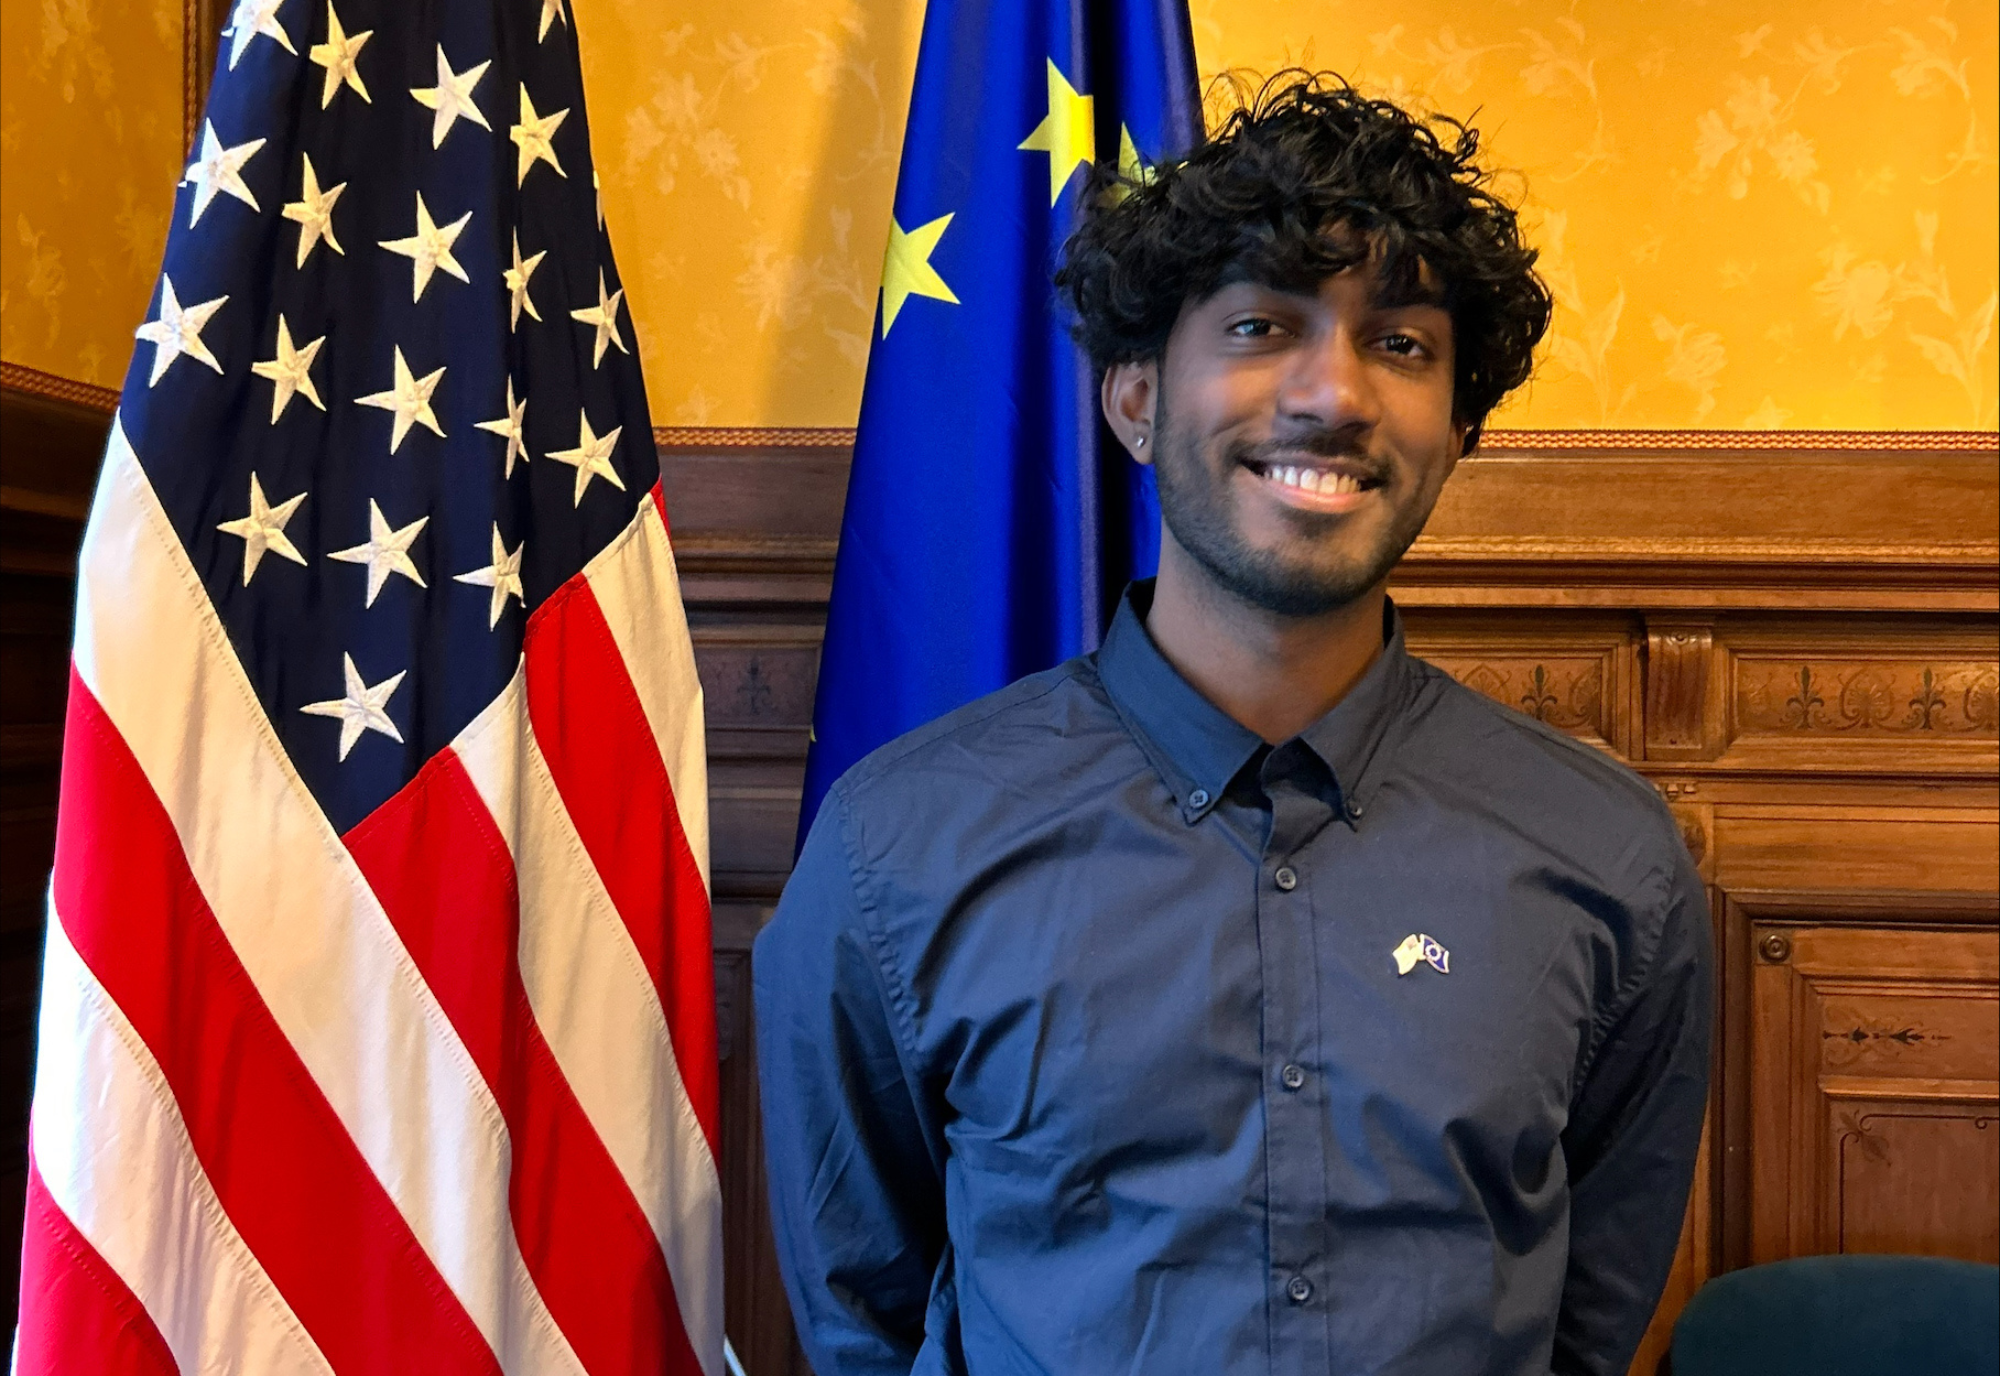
[1287,1275,1313,1304]
[1346,800,1365,820]
[1281,1063,1306,1091]
[1274,866,1298,891]
[1188,788,1210,809]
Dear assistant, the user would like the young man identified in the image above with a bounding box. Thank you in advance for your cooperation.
[756,74,1711,1376]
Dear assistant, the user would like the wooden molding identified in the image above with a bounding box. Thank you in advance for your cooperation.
[1726,888,2000,926]
[655,426,855,450]
[1645,619,1724,760]
[7,364,1993,459]
[1477,429,1999,453]
[184,0,223,157]
[655,425,1999,453]
[0,363,119,414]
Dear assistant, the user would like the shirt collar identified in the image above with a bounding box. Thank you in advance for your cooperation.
[1096,580,1413,824]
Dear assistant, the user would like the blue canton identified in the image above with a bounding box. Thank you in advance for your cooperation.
[118,0,655,833]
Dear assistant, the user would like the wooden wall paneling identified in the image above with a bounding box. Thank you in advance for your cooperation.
[1399,610,1642,758]
[1643,618,1728,761]
[1716,615,1999,780]
[1737,901,1999,1265]
[1715,808,2000,895]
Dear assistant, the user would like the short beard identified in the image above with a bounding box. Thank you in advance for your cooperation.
[1150,385,1432,618]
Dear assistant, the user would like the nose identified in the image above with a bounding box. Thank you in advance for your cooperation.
[1275,326,1379,439]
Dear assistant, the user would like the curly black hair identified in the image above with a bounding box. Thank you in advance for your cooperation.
[1056,71,1551,441]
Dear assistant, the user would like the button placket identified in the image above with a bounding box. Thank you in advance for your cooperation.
[1254,749,1336,1368]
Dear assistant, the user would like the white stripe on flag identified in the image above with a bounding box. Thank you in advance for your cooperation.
[585,498,712,892]
[455,663,725,1368]
[32,905,334,1376]
[69,420,584,1376]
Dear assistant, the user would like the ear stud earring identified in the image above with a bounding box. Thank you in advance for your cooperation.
[1134,434,1147,449]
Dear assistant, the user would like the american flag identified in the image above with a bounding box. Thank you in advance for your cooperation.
[15,1,723,1371]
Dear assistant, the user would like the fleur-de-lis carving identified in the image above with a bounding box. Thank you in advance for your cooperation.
[1519,664,1561,722]
[1781,665,1825,729]
[1904,667,1947,730]
[737,658,775,717]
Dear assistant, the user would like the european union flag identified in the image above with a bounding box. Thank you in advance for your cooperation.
[801,0,1201,837]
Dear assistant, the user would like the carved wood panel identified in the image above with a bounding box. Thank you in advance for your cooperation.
[1736,661,1999,737]
[1747,920,1999,1265]
[1400,612,1640,757]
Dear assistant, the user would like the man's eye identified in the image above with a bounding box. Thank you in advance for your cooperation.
[1226,317,1279,338]
[1379,333,1428,357]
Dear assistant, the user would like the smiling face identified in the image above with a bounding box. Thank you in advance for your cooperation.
[1109,260,1470,618]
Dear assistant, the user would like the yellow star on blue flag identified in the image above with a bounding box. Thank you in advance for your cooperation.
[1018,60,1096,204]
[801,0,1203,843]
[880,213,960,336]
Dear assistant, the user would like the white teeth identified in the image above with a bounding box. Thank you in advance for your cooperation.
[1260,465,1367,496]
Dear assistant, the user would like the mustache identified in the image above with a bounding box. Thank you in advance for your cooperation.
[1222,430,1392,483]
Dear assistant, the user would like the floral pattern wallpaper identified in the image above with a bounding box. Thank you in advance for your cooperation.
[0,0,184,391]
[1200,0,1997,431]
[3,0,1994,430]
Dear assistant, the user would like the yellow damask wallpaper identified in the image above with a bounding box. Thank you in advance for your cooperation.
[1198,0,1998,430]
[0,0,185,391]
[576,0,1996,430]
[3,0,1993,430]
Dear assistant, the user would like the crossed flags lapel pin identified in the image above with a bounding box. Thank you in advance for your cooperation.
[1393,933,1450,976]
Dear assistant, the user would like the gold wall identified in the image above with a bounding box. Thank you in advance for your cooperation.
[0,0,185,392]
[4,0,1994,430]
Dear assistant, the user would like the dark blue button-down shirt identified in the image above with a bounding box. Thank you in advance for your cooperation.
[755,585,1711,1376]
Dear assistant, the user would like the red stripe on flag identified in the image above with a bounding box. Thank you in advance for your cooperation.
[345,748,704,1376]
[52,672,499,1376]
[15,1155,181,1376]
[522,578,720,1158]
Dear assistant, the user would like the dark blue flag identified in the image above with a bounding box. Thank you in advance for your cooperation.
[800,0,1201,839]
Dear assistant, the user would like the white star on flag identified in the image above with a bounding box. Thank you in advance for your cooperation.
[184,121,266,227]
[505,231,545,330]
[411,45,491,148]
[223,0,295,70]
[215,472,308,584]
[547,411,625,505]
[250,314,326,422]
[329,500,429,606]
[538,0,567,42]
[379,192,472,302]
[357,345,446,452]
[134,277,228,386]
[570,269,628,367]
[454,524,527,627]
[309,2,372,108]
[510,85,569,186]
[282,152,346,267]
[300,653,406,760]
[475,377,529,476]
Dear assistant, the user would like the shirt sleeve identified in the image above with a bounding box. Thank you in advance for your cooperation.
[1553,841,1715,1376]
[753,788,949,1376]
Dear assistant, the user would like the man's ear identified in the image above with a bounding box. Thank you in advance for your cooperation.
[1102,359,1159,465]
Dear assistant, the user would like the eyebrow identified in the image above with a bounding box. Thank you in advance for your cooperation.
[1209,262,1453,313]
